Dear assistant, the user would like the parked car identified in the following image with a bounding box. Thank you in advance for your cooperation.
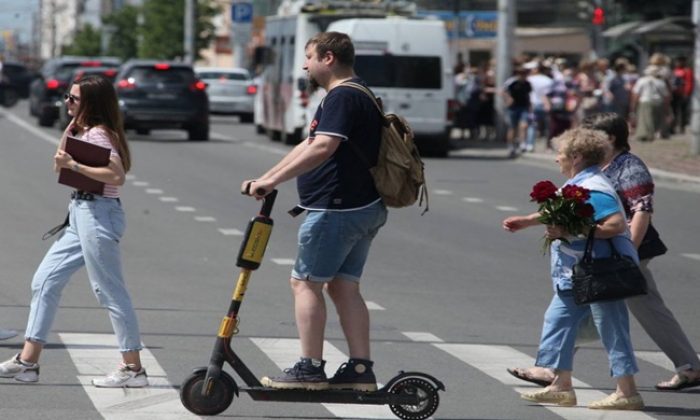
[194,67,255,122]
[116,60,209,140]
[1,61,36,98]
[29,56,120,126]
[57,66,120,129]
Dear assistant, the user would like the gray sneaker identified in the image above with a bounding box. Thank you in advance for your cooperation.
[0,353,40,382]
[92,363,148,388]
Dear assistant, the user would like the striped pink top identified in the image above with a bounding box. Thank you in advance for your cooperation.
[80,127,121,198]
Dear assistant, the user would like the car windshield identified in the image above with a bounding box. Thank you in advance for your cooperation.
[55,64,83,81]
[198,71,249,81]
[354,55,442,89]
[127,67,196,84]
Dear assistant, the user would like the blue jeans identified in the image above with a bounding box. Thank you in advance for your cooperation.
[292,200,387,282]
[526,104,548,148]
[25,196,143,352]
[536,288,638,378]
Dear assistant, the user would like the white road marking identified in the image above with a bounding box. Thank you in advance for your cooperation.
[59,333,196,419]
[133,181,150,187]
[218,228,243,236]
[462,197,484,203]
[0,108,58,145]
[635,350,700,372]
[495,206,518,212]
[210,131,233,141]
[434,344,654,419]
[681,253,700,261]
[250,338,395,419]
[365,301,385,311]
[126,174,136,180]
[402,332,444,343]
[243,141,288,156]
[271,258,295,265]
[145,188,163,194]
[158,197,179,203]
[433,189,453,195]
[175,206,196,212]
[194,216,216,222]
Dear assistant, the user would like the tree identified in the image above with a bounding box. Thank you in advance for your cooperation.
[103,5,140,61]
[139,0,219,60]
[614,0,690,20]
[62,24,101,56]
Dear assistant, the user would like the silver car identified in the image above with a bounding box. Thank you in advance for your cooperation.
[195,67,255,122]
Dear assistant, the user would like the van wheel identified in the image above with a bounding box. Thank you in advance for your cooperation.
[282,128,302,145]
[240,113,254,123]
[255,124,265,134]
[38,112,55,127]
[188,124,209,141]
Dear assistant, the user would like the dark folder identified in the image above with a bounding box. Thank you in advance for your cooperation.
[57,136,111,194]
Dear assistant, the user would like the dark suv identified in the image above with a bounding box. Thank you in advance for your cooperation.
[1,61,36,98]
[115,60,209,141]
[29,56,121,126]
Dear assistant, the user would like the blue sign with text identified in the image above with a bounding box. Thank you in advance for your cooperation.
[417,10,498,39]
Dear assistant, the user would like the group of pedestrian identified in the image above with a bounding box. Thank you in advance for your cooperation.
[453,53,694,157]
[504,112,700,410]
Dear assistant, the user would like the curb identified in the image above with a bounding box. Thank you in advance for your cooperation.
[520,152,700,185]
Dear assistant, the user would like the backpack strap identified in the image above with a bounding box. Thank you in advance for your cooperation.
[340,81,385,117]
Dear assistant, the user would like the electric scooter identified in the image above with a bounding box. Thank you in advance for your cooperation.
[180,189,445,419]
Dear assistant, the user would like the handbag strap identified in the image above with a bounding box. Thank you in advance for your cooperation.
[582,225,625,262]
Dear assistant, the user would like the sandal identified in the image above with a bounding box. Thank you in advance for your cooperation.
[656,371,700,391]
[507,367,553,387]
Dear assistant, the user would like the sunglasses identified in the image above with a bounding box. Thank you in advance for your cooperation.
[64,93,81,104]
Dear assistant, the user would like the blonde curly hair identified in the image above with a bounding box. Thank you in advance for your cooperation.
[555,128,611,168]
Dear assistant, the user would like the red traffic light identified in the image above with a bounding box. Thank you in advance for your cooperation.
[592,7,605,25]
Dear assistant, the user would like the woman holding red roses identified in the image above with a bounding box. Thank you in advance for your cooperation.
[502,128,644,410]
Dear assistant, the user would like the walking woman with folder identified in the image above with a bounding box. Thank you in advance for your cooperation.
[0,75,148,388]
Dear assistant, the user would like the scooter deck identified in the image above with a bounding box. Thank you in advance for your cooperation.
[242,386,422,405]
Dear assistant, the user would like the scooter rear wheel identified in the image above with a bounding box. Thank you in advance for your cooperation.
[180,369,236,415]
[388,377,439,420]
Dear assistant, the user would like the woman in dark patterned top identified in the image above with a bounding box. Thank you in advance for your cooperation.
[508,113,700,392]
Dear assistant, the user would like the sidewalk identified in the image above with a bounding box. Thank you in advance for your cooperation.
[450,130,700,185]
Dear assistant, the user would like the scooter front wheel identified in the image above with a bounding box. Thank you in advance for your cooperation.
[388,377,440,420]
[180,369,236,415]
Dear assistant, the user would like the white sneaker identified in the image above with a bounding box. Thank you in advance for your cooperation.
[0,353,40,382]
[0,329,18,340]
[92,363,148,388]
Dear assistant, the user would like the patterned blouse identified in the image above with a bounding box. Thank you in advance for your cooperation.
[602,151,654,218]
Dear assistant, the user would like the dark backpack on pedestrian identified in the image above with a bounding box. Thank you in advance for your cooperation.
[341,82,428,214]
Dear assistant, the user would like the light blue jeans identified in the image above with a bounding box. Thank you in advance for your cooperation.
[536,287,638,378]
[25,196,143,352]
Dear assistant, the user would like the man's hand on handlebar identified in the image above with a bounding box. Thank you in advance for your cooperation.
[241,179,275,199]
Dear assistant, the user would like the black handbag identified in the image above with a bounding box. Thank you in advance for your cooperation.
[572,227,647,305]
[637,223,667,260]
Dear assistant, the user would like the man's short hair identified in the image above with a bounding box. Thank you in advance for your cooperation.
[306,32,355,67]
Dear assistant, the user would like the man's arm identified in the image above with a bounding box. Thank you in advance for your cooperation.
[248,134,340,197]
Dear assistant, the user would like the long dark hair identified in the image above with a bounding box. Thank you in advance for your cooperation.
[73,75,131,172]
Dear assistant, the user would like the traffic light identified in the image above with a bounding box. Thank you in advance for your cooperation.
[592,7,605,26]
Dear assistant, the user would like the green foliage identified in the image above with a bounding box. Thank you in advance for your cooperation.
[62,24,101,56]
[139,0,220,60]
[103,5,140,61]
[615,0,691,20]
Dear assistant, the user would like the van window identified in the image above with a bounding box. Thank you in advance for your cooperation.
[354,55,441,89]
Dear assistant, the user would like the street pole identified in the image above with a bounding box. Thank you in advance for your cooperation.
[184,0,195,64]
[495,0,515,143]
[691,0,700,155]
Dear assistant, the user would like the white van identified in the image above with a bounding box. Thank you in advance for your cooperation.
[327,18,454,155]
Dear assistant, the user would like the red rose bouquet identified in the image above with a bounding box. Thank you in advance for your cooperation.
[530,180,595,253]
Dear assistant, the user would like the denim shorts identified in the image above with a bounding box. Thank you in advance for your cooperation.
[508,107,530,127]
[292,200,387,282]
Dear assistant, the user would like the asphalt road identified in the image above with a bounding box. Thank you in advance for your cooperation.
[1,101,699,420]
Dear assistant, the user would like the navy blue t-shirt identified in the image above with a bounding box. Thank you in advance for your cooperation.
[297,78,381,210]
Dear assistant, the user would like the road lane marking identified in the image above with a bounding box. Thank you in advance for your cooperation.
[402,332,444,343]
[145,188,163,194]
[175,206,196,212]
[462,197,484,203]
[681,253,700,261]
[433,189,453,195]
[133,181,150,187]
[271,258,295,265]
[218,228,243,236]
[495,206,518,212]
[0,108,58,145]
[159,197,179,202]
[434,344,654,419]
[194,216,216,222]
[365,301,385,311]
[250,338,395,419]
[243,141,288,156]
[635,350,700,371]
[59,333,196,419]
